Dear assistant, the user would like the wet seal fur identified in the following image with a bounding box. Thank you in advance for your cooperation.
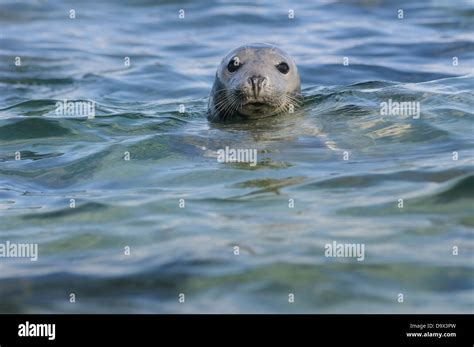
[208,43,301,122]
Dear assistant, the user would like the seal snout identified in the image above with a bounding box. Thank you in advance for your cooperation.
[247,75,267,99]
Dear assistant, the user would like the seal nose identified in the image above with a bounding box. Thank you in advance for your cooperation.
[248,75,267,98]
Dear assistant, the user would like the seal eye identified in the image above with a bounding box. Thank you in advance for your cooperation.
[227,56,241,73]
[276,62,290,74]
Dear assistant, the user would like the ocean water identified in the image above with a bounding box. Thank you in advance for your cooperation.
[0,0,473,313]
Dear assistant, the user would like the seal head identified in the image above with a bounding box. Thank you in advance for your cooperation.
[208,43,301,122]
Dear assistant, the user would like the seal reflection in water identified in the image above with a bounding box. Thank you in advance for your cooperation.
[208,43,302,122]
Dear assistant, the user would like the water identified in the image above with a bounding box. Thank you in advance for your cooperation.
[0,0,473,313]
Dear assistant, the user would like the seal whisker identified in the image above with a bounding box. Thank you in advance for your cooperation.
[217,92,239,122]
[213,92,236,113]
[226,95,242,122]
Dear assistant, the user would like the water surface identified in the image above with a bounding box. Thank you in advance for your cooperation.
[0,0,473,313]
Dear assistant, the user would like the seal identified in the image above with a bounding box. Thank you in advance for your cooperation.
[208,43,301,122]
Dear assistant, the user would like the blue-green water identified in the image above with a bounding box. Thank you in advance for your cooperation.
[0,0,473,313]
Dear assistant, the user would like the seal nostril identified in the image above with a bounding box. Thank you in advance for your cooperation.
[248,76,256,89]
[249,75,266,98]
